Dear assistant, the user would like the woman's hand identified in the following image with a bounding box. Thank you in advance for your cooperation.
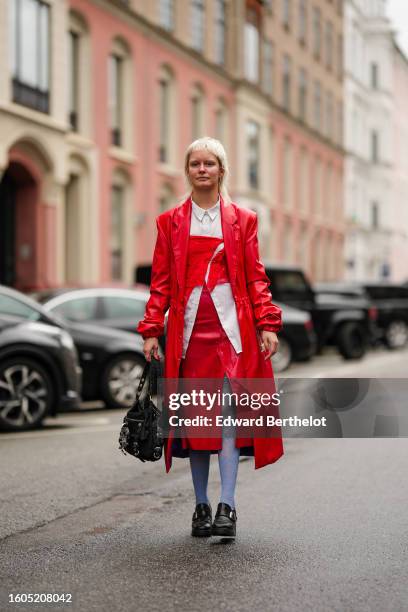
[143,337,160,362]
[259,331,279,360]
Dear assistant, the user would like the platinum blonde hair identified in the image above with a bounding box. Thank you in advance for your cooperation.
[183,136,231,204]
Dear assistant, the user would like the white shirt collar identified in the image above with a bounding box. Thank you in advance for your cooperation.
[191,197,220,222]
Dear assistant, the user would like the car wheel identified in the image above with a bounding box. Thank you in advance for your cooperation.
[384,320,408,349]
[101,353,145,409]
[272,337,292,372]
[0,357,54,431]
[336,322,367,360]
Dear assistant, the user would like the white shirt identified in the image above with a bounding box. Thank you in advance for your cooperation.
[182,198,243,358]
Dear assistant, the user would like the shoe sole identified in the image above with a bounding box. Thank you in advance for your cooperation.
[191,528,212,537]
[211,526,236,538]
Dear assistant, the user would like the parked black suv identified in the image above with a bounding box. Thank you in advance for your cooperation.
[263,264,377,359]
[315,282,408,349]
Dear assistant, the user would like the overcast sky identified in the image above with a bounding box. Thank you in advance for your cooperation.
[387,0,408,56]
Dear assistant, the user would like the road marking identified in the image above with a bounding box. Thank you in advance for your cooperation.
[53,417,111,426]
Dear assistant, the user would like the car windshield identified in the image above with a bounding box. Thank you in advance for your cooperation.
[104,296,147,319]
[51,297,98,322]
[31,291,60,304]
[272,271,310,294]
[0,295,42,321]
[365,286,408,300]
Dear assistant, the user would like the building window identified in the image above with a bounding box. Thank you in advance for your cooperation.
[244,8,260,83]
[298,67,307,122]
[159,79,169,162]
[68,11,91,138]
[312,6,321,59]
[351,23,358,78]
[110,185,124,281]
[283,138,292,209]
[371,62,379,88]
[159,183,175,214]
[282,54,291,111]
[323,91,333,138]
[192,97,200,139]
[283,221,293,262]
[215,99,227,144]
[299,147,309,213]
[371,130,379,162]
[314,79,321,131]
[158,65,175,164]
[314,156,322,216]
[325,91,333,140]
[108,38,133,152]
[337,33,343,78]
[262,40,274,96]
[333,171,340,221]
[10,0,50,113]
[247,120,260,190]
[214,0,226,65]
[298,223,308,267]
[337,100,343,145]
[371,202,379,229]
[325,21,333,70]
[282,0,291,29]
[191,85,204,140]
[68,30,79,130]
[191,0,205,52]
[326,163,333,219]
[108,54,123,146]
[159,0,174,31]
[268,127,275,197]
[298,0,307,45]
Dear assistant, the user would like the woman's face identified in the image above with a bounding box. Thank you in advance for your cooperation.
[187,150,224,192]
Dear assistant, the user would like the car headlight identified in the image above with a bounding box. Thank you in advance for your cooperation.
[59,330,75,350]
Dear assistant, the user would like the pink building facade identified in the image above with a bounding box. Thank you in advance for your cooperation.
[0,0,344,290]
[268,108,344,281]
[71,0,236,283]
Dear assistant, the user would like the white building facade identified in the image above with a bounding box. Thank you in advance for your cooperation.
[390,43,408,282]
[343,0,395,281]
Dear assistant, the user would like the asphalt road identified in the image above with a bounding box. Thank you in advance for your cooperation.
[1,347,408,612]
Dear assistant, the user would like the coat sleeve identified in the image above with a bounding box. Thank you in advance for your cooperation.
[136,217,171,339]
[244,212,283,333]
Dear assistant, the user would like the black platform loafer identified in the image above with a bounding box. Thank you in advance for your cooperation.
[211,502,237,538]
[191,503,212,537]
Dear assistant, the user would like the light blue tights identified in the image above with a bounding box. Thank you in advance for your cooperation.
[189,438,240,509]
[189,376,240,509]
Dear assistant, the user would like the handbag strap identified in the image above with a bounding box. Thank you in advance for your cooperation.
[148,356,162,398]
[133,357,162,405]
[134,361,151,404]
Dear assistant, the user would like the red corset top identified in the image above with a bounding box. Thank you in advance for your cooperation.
[184,236,230,304]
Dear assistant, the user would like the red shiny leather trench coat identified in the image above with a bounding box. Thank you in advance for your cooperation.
[137,196,284,472]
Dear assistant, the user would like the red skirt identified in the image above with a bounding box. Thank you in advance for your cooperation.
[178,284,252,452]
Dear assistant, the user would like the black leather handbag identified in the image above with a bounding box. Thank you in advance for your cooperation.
[118,357,163,462]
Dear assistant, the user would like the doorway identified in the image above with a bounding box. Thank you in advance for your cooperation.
[0,171,17,286]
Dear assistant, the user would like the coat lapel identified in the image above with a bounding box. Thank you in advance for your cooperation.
[172,195,239,290]
[220,196,239,290]
[172,196,191,290]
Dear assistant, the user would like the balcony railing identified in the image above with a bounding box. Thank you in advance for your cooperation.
[12,79,49,114]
